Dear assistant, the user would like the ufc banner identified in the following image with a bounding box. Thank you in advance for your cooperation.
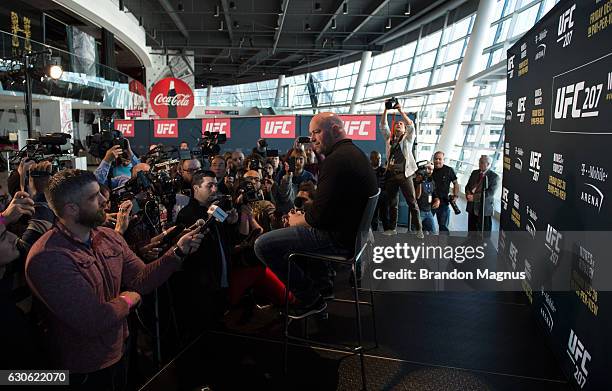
[501,1,612,390]
[113,120,134,138]
[260,116,296,139]
[153,120,179,138]
[202,118,231,138]
[339,115,376,140]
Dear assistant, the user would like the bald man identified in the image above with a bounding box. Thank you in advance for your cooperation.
[254,112,377,319]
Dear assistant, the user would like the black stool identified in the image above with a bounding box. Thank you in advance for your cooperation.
[283,189,380,390]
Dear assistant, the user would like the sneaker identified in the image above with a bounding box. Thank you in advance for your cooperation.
[416,230,424,239]
[288,296,327,319]
[382,229,397,236]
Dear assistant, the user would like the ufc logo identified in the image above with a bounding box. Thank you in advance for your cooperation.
[507,55,515,78]
[567,329,590,388]
[343,120,371,136]
[155,121,178,138]
[501,187,509,210]
[554,82,583,119]
[117,124,134,136]
[517,97,526,122]
[557,4,575,47]
[264,121,291,135]
[204,122,227,133]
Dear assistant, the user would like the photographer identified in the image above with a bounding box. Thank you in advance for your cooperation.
[282,148,316,205]
[252,138,268,158]
[94,141,141,189]
[178,158,202,196]
[380,100,423,238]
[25,169,204,387]
[15,161,56,255]
[237,170,279,231]
[414,163,439,234]
[370,151,389,232]
[432,151,459,233]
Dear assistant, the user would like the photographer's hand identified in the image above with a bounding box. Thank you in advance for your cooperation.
[226,208,239,225]
[115,200,133,235]
[18,158,35,179]
[287,209,309,227]
[103,145,123,163]
[176,227,205,256]
[1,191,35,224]
[432,198,440,209]
[141,239,164,261]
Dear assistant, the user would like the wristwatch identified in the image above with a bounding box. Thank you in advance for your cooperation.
[173,245,188,259]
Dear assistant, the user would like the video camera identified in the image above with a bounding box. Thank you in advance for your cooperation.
[200,131,227,157]
[385,97,399,110]
[11,133,73,173]
[86,129,129,160]
[238,180,264,204]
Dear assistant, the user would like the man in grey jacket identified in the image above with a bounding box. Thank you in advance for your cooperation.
[380,102,423,238]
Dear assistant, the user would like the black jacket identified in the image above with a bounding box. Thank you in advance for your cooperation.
[465,169,499,216]
[304,139,378,249]
[175,198,233,291]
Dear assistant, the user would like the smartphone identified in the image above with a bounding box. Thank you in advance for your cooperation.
[297,136,311,144]
[288,157,296,173]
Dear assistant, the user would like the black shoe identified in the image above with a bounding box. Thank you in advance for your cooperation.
[288,296,327,319]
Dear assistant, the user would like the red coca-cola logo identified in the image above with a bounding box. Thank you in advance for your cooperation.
[260,116,296,139]
[149,77,194,118]
[338,115,377,140]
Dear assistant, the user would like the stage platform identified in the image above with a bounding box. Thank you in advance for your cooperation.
[140,271,569,390]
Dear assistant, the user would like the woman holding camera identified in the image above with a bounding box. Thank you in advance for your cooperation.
[380,101,424,238]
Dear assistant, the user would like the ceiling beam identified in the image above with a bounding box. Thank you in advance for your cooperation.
[342,0,392,43]
[156,0,189,39]
[272,0,291,54]
[219,0,235,42]
[316,0,347,41]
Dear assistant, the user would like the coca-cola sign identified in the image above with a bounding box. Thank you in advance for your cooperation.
[338,115,377,141]
[260,116,296,139]
[114,120,135,138]
[153,120,179,138]
[149,77,194,118]
[202,118,231,138]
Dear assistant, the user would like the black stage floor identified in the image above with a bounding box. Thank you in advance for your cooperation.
[140,283,570,390]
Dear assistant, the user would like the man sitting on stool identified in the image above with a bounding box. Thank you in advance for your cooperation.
[254,112,378,319]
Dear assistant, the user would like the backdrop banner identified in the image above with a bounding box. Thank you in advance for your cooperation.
[501,1,612,389]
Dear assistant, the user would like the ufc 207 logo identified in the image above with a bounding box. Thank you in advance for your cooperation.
[557,4,576,48]
[567,329,590,388]
[554,81,602,120]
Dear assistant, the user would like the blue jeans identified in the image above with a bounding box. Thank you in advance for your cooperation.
[420,210,437,233]
[433,203,451,232]
[254,226,350,302]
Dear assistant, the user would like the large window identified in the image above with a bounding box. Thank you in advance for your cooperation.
[197,0,559,211]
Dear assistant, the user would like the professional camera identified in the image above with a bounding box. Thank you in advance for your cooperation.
[200,131,227,157]
[413,160,430,184]
[86,129,128,160]
[246,157,262,171]
[11,133,73,173]
[258,139,268,148]
[385,97,399,110]
[449,196,461,215]
[238,180,264,203]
